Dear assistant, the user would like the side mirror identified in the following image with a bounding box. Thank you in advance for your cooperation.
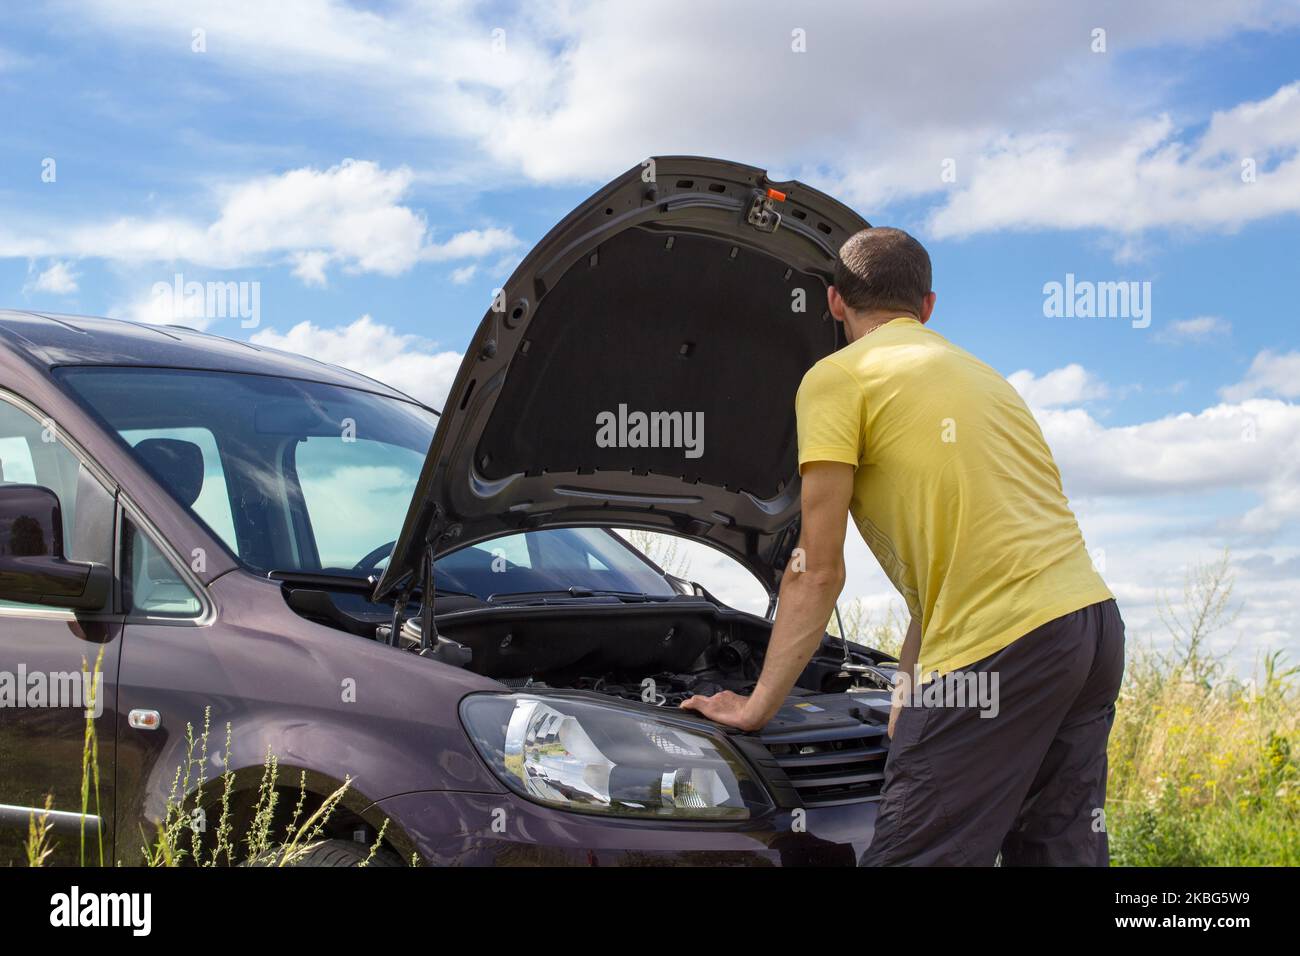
[0,484,110,610]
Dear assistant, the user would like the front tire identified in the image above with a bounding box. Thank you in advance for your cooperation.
[283,838,401,867]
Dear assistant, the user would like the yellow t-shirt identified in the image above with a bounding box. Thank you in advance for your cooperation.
[796,316,1112,677]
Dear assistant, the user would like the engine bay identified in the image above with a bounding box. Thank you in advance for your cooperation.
[397,595,898,706]
[279,580,898,712]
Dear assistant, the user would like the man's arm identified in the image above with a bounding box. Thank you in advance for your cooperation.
[680,461,854,730]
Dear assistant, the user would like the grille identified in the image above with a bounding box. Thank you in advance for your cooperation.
[760,724,888,806]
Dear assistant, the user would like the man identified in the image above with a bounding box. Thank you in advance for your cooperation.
[681,227,1124,866]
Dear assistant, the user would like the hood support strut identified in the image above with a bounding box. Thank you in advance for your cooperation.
[417,544,438,651]
[384,505,440,650]
[386,507,474,668]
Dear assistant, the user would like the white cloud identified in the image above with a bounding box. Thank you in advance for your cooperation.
[449,264,477,285]
[422,228,519,263]
[290,251,332,287]
[250,314,463,408]
[59,0,1300,242]
[1038,396,1300,536]
[930,83,1300,238]
[1008,363,1108,408]
[108,287,217,332]
[0,160,520,285]
[207,160,427,275]
[1220,350,1300,401]
[1155,315,1232,344]
[24,260,79,295]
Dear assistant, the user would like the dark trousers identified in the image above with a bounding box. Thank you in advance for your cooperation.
[861,599,1125,866]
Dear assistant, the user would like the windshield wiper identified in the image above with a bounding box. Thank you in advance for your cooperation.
[266,570,476,600]
[268,570,377,591]
[485,587,659,604]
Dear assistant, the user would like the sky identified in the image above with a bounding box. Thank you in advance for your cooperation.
[2,1,1299,671]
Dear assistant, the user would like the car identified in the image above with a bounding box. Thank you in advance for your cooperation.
[0,155,898,866]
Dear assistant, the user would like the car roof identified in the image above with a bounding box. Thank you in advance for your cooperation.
[0,309,423,406]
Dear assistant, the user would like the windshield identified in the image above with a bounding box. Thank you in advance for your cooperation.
[54,367,676,599]
[436,528,676,600]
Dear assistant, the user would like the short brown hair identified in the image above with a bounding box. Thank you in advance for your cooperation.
[832,227,932,315]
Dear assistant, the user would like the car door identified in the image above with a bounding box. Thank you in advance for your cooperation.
[111,510,213,865]
[0,391,121,866]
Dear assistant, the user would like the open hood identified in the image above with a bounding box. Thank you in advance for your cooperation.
[375,156,871,601]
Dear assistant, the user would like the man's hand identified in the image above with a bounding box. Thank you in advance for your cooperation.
[680,690,762,731]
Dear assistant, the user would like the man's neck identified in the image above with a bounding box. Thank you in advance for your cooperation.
[844,310,918,342]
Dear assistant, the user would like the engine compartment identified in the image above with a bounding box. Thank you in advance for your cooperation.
[398,595,897,707]
[282,580,899,807]
[279,580,898,710]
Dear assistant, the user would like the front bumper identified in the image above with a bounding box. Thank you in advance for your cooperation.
[373,788,878,866]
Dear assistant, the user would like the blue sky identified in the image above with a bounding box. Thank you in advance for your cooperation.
[3,1,1300,665]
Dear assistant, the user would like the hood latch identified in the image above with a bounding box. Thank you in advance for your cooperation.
[746,187,786,233]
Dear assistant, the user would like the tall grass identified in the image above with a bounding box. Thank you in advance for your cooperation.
[1107,554,1300,865]
[1107,644,1299,865]
[141,708,393,867]
[835,553,1299,865]
[29,701,397,867]
[80,646,105,867]
[25,796,55,867]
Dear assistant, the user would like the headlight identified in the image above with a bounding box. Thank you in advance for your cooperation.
[460,693,771,819]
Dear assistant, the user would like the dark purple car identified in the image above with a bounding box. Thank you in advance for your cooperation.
[0,157,897,866]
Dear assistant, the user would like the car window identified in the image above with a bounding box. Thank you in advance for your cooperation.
[57,367,437,576]
[0,437,37,484]
[294,436,429,571]
[122,519,202,618]
[122,427,238,550]
[0,399,86,610]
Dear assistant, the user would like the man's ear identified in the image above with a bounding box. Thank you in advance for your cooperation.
[919,291,937,324]
[827,286,848,324]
